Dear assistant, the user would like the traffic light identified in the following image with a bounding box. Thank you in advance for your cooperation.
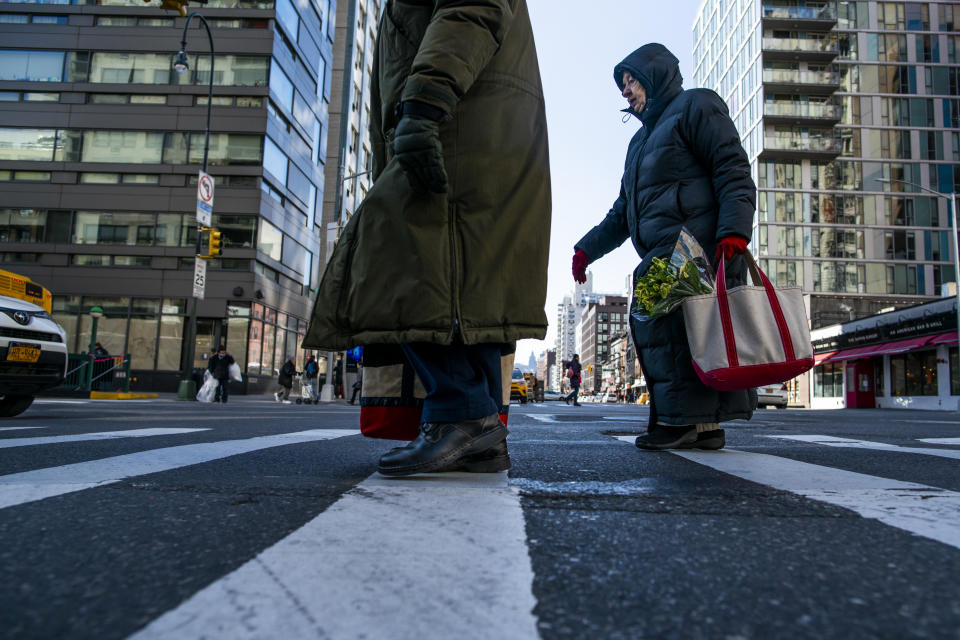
[146,0,189,18]
[198,227,222,259]
[207,228,222,258]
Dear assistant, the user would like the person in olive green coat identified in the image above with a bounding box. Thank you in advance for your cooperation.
[304,0,551,476]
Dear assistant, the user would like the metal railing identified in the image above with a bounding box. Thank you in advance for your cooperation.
[762,4,837,20]
[764,136,841,153]
[764,102,842,119]
[762,69,840,85]
[762,36,838,54]
[58,353,131,393]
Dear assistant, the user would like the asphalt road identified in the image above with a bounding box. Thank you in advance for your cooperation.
[2,396,960,639]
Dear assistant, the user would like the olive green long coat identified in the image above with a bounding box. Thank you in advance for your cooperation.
[303,0,551,350]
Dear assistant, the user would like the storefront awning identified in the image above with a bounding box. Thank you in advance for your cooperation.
[813,351,835,365]
[824,335,935,363]
[928,331,958,346]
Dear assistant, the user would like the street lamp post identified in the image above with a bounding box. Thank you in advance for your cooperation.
[877,178,960,349]
[87,306,103,354]
[173,12,215,400]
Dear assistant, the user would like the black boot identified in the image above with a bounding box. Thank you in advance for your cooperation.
[635,424,697,450]
[440,440,511,473]
[378,413,507,477]
[678,429,726,450]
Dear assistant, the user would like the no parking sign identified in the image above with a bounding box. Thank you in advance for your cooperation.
[196,171,214,226]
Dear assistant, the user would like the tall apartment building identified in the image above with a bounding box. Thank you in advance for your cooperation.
[693,0,959,329]
[0,0,336,392]
[536,349,555,392]
[319,0,378,264]
[578,294,629,394]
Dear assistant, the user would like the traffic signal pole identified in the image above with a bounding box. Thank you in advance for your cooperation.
[175,11,215,400]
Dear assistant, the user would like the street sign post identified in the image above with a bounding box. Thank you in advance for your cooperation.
[192,257,206,300]
[196,170,214,226]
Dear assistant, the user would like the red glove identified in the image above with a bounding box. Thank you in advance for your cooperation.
[572,249,590,284]
[716,236,748,261]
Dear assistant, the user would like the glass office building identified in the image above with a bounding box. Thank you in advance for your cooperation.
[693,0,960,329]
[0,0,337,392]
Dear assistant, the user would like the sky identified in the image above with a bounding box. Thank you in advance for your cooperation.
[515,0,704,368]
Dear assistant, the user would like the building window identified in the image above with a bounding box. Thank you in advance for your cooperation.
[0,50,65,82]
[874,357,885,397]
[263,136,289,183]
[258,218,283,262]
[814,362,843,398]
[890,350,938,396]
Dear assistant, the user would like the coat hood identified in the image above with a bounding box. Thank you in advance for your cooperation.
[614,43,683,126]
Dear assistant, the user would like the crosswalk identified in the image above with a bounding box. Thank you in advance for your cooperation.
[3,419,960,638]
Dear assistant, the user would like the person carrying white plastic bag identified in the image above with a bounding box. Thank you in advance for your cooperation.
[207,344,236,404]
[196,371,218,403]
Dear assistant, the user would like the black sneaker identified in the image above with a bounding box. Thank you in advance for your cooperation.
[679,429,725,451]
[635,424,697,450]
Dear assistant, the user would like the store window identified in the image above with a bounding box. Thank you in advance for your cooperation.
[890,350,938,396]
[873,356,885,397]
[951,347,960,396]
[814,363,843,398]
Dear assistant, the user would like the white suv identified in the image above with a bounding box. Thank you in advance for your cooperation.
[0,295,68,417]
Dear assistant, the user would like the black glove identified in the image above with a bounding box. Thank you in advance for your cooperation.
[392,114,448,194]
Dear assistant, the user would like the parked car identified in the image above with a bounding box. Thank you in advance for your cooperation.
[0,294,68,417]
[542,390,563,401]
[757,383,789,408]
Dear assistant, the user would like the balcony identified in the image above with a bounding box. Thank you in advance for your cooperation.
[762,36,838,62]
[763,101,842,124]
[762,69,840,94]
[760,135,841,160]
[762,3,838,30]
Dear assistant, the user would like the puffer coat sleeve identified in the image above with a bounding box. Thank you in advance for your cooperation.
[680,89,755,241]
[401,0,517,114]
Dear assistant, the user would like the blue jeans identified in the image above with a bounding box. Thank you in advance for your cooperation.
[400,341,502,423]
[565,385,579,404]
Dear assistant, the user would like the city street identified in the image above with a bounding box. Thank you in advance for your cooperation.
[2,397,960,639]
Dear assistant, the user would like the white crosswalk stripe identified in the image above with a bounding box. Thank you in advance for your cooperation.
[768,435,960,461]
[0,427,47,432]
[130,471,539,640]
[611,435,960,550]
[0,428,208,449]
[0,429,358,510]
[919,437,960,445]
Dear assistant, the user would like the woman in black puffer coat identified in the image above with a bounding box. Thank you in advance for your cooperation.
[573,43,757,451]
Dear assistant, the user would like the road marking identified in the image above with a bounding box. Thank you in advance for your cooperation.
[768,435,960,461]
[919,437,960,445]
[610,436,960,550]
[0,427,46,432]
[131,472,539,640]
[33,400,89,405]
[0,429,358,510]
[527,414,559,422]
[893,420,960,425]
[0,428,208,449]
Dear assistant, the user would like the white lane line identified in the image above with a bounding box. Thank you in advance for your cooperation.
[527,414,559,422]
[919,437,960,445]
[610,436,960,550]
[0,427,47,432]
[768,435,960,461]
[33,400,88,405]
[893,420,960,425]
[0,429,358,510]
[0,428,208,449]
[130,472,539,640]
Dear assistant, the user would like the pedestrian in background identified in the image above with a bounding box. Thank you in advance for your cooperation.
[208,345,234,404]
[564,354,582,406]
[274,355,296,404]
[572,43,756,451]
[304,0,550,476]
[304,355,319,401]
[348,365,362,406]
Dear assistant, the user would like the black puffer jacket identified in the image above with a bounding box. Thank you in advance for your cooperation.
[575,43,757,426]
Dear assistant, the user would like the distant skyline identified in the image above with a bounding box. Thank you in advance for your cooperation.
[518,1,702,366]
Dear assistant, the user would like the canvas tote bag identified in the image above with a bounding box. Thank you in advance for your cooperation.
[359,344,515,440]
[682,252,813,391]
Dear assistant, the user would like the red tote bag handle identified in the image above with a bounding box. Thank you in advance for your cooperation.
[715,251,797,367]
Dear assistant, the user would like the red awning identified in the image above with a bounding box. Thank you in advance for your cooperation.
[813,351,836,365]
[825,335,935,363]
[929,331,958,346]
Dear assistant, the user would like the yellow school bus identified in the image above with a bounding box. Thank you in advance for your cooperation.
[0,270,52,313]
